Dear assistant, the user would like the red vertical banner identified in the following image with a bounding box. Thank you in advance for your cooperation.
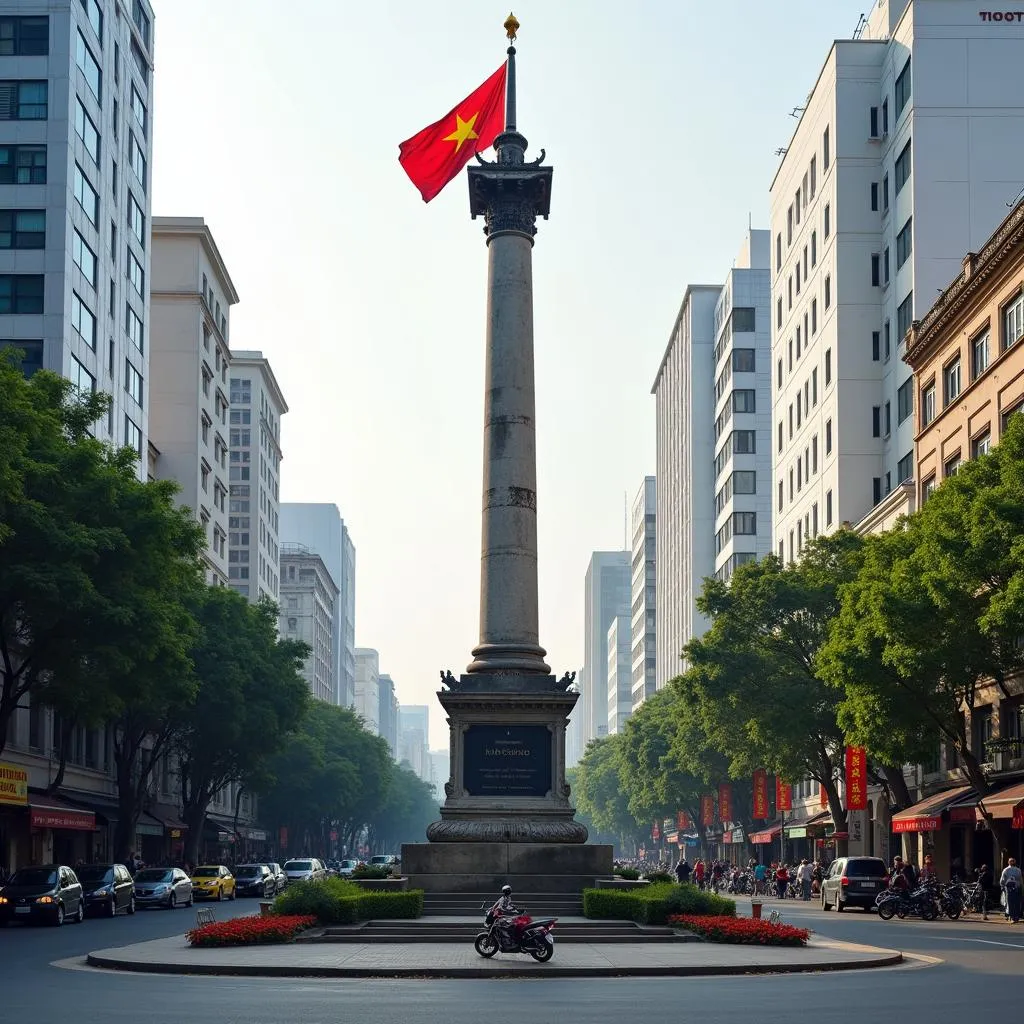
[677,810,691,830]
[701,793,715,826]
[279,826,288,849]
[718,783,733,824]
[775,778,793,812]
[652,820,661,841]
[845,746,868,810]
[752,770,769,819]
[820,782,829,810]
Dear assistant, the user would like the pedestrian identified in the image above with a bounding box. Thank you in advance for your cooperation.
[797,859,813,900]
[977,864,992,920]
[693,859,705,890]
[775,862,789,899]
[675,857,692,885]
[1000,857,1022,924]
[753,859,768,895]
[920,855,937,883]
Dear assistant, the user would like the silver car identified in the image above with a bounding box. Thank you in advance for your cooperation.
[133,867,193,909]
[282,858,326,884]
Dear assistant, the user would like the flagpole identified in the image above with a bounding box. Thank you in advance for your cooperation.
[504,12,518,132]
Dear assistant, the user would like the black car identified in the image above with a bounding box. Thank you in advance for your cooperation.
[233,864,276,898]
[821,856,890,911]
[0,865,85,926]
[76,863,136,917]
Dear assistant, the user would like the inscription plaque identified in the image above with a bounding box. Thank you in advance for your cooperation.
[463,724,552,798]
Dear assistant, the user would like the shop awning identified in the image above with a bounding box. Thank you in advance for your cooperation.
[784,809,831,836]
[148,803,189,833]
[750,823,782,844]
[28,793,96,832]
[891,785,975,833]
[135,813,164,837]
[980,780,1024,825]
[204,815,239,843]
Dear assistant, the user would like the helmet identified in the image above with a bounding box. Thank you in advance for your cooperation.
[501,885,512,895]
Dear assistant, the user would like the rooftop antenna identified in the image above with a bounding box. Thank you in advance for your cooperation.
[790,106,805,118]
[775,147,789,157]
[852,13,867,39]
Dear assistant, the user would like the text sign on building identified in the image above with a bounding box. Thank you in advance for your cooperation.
[30,807,95,831]
[0,762,28,806]
[979,11,1024,21]
[463,725,551,798]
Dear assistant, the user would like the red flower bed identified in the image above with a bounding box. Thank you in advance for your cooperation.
[668,914,809,946]
[186,914,317,947]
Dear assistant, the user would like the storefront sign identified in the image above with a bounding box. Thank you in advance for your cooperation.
[718,783,733,824]
[30,806,95,831]
[776,778,793,812]
[948,805,977,824]
[701,793,715,826]
[731,827,745,844]
[752,770,769,819]
[169,829,182,839]
[845,746,868,811]
[463,724,551,798]
[820,782,829,810]
[979,10,1024,21]
[0,762,28,806]
[788,827,808,839]
[892,816,941,833]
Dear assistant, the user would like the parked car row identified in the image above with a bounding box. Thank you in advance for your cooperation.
[0,859,292,926]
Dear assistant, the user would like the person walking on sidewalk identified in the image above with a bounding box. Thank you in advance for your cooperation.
[977,864,992,920]
[796,859,813,901]
[1000,858,1022,923]
[675,857,692,885]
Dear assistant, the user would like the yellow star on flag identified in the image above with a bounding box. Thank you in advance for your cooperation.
[443,111,480,153]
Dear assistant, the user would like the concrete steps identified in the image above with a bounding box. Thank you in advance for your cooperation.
[422,892,584,917]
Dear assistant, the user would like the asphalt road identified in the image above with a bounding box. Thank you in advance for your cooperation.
[2,895,1021,1024]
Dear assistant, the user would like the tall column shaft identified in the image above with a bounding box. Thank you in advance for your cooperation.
[468,231,549,674]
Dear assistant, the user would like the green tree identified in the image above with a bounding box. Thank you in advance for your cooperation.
[368,765,438,852]
[574,735,645,852]
[821,414,1024,811]
[175,588,310,864]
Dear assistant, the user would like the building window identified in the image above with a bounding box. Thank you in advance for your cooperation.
[75,99,99,162]
[776,232,782,270]
[971,431,992,458]
[872,406,881,438]
[943,357,962,407]
[75,31,101,102]
[0,16,49,55]
[825,418,832,455]
[944,453,961,478]
[777,421,783,452]
[870,105,879,138]
[776,297,782,329]
[895,139,911,195]
[124,414,142,454]
[127,247,144,297]
[825,488,833,526]
[871,253,880,287]
[776,358,783,390]
[824,347,832,385]
[824,275,831,310]
[732,389,756,413]
[823,125,830,169]
[885,400,891,436]
[73,164,99,225]
[126,302,144,352]
[82,1,102,40]
[1003,291,1024,351]
[795,188,801,225]
[0,143,45,185]
[127,191,145,247]
[69,355,95,395]
[777,479,783,511]
[921,382,936,426]
[788,276,793,310]
[0,274,43,314]
[922,476,936,503]
[787,205,793,246]
[812,367,818,405]
[871,182,879,212]
[969,328,990,380]
[873,477,883,505]
[0,209,44,249]
[896,292,913,343]
[71,292,96,349]
[824,203,831,239]
[882,174,889,211]
[130,83,147,137]
[732,347,755,371]
[811,299,818,334]
[0,80,47,121]
[812,434,818,473]
[128,131,146,190]
[897,450,913,483]
[897,378,913,424]
[884,247,890,285]
[872,330,880,361]
[894,56,912,117]
[125,358,143,407]
[896,217,912,269]
[73,229,97,285]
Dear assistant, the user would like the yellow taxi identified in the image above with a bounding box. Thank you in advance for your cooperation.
[190,865,236,901]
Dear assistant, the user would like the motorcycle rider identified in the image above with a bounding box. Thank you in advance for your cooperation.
[489,885,520,947]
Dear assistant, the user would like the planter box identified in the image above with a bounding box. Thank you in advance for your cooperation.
[595,878,651,890]
[259,901,274,916]
[352,877,409,892]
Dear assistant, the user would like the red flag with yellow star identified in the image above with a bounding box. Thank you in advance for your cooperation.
[399,63,507,202]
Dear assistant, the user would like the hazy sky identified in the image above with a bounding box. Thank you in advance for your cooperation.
[152,1,865,745]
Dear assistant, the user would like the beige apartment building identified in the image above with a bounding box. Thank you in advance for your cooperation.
[895,197,1024,876]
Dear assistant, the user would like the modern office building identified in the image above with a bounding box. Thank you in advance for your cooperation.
[1,1,155,470]
[652,286,720,686]
[565,673,585,769]
[149,217,236,585]
[354,648,380,734]
[770,0,1024,557]
[279,544,339,705]
[280,502,357,707]
[228,351,286,603]
[629,476,657,711]
[712,230,773,582]
[377,673,399,757]
[581,551,631,745]
[398,705,430,782]
[605,614,632,736]
[429,749,448,801]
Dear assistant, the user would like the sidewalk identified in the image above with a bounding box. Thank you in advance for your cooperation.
[82,931,903,978]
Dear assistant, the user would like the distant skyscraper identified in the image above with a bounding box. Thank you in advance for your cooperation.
[652,285,721,686]
[565,672,585,769]
[605,614,632,735]
[280,503,356,707]
[279,545,338,705]
[629,476,657,710]
[354,648,380,734]
[377,673,399,757]
[228,351,286,603]
[428,749,448,801]
[582,552,631,746]
[398,705,430,782]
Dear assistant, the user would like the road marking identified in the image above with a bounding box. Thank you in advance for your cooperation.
[930,937,1024,949]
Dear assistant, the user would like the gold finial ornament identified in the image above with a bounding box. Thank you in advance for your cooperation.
[504,11,519,41]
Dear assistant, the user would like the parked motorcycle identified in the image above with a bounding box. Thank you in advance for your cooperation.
[875,882,938,921]
[474,901,558,962]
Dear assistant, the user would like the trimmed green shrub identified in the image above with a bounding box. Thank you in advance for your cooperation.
[273,877,362,924]
[356,890,423,919]
[645,871,674,884]
[614,867,640,880]
[351,865,392,880]
[583,883,736,925]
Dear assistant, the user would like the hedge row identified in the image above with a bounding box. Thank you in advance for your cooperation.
[583,883,736,925]
[272,877,423,924]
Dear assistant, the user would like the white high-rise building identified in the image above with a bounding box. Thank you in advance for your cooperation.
[581,551,631,745]
[149,218,236,585]
[2,2,155,469]
[280,503,356,707]
[279,544,338,705]
[712,230,773,582]
[354,648,380,734]
[377,673,398,755]
[771,0,1024,554]
[399,705,430,781]
[652,286,720,686]
[629,476,656,711]
[605,614,631,736]
[228,351,286,603]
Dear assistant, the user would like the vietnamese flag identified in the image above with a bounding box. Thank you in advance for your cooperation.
[399,63,507,202]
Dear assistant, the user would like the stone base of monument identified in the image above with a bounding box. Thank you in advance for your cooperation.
[401,841,613,894]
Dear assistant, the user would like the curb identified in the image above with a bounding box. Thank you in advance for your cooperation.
[84,949,904,979]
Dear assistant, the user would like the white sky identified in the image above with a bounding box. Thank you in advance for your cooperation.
[152,1,864,745]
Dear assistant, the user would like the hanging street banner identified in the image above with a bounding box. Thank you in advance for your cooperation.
[701,793,715,826]
[845,746,868,810]
[753,770,769,819]
[820,781,829,810]
[677,809,691,830]
[776,778,793,812]
[718,782,733,824]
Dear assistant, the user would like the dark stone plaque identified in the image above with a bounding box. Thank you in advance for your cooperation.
[463,724,552,798]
